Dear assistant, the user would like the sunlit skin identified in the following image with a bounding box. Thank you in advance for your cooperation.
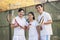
[18,10,24,18]
[36,6,43,15]
[28,13,34,22]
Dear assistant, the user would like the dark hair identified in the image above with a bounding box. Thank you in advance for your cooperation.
[18,8,24,12]
[28,12,35,20]
[35,4,43,8]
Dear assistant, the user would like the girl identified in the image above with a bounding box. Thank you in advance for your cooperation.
[11,8,27,40]
[27,12,39,40]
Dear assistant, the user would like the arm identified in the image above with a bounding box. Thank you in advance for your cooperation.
[11,24,18,28]
[36,26,40,35]
[11,18,24,29]
[11,18,19,28]
[44,13,52,25]
[15,19,26,29]
[44,20,52,25]
[11,24,15,28]
[36,26,40,40]
[11,22,26,29]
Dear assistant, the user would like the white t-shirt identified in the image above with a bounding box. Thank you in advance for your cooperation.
[29,20,38,37]
[38,11,53,36]
[11,16,27,36]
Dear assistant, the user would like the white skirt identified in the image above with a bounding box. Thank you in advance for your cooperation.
[13,36,26,40]
[29,36,38,40]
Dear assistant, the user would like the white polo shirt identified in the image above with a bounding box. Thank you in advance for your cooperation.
[12,16,27,36]
[38,11,53,36]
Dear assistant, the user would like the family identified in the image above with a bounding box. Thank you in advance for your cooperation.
[11,4,53,40]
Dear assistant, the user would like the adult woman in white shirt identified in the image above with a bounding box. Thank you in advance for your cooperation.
[11,8,27,40]
[27,12,39,40]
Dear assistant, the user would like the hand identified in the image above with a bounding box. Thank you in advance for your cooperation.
[21,27,26,30]
[25,26,29,30]
[14,23,19,27]
[27,27,30,30]
[39,22,44,30]
[38,25,42,30]
[24,26,29,30]
[40,26,42,30]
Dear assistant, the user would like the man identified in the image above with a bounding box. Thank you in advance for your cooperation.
[11,8,27,40]
[35,4,53,40]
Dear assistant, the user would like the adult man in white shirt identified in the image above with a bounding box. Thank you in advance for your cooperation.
[35,4,53,40]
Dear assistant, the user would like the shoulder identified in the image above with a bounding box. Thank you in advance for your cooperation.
[22,16,27,22]
[38,15,40,19]
[34,20,38,24]
[14,16,19,19]
[23,16,26,20]
[44,11,50,15]
[43,11,50,16]
[33,20,39,26]
[38,15,40,17]
[12,16,19,20]
[12,16,17,20]
[34,20,37,22]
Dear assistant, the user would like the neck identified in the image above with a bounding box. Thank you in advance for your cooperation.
[40,11,43,15]
[19,16,23,18]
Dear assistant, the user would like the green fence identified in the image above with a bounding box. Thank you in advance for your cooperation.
[0,1,60,40]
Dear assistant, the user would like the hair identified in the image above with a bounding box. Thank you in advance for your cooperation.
[28,12,35,20]
[18,8,24,12]
[35,4,43,8]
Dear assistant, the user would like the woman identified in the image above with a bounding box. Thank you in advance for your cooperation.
[11,8,27,40]
[27,12,39,40]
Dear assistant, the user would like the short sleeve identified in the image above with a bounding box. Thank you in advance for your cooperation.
[11,18,15,24]
[46,13,52,21]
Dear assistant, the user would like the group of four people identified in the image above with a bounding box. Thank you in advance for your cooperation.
[11,4,53,40]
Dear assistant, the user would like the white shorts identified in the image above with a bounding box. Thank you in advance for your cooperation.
[13,36,26,40]
[40,35,50,40]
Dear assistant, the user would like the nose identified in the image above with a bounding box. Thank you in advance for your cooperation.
[37,8,40,11]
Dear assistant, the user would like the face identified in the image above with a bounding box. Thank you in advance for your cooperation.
[28,13,33,21]
[36,6,43,14]
[18,10,24,17]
